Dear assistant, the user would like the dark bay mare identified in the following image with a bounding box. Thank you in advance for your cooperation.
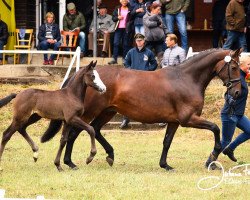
[0,61,106,171]
[43,49,242,171]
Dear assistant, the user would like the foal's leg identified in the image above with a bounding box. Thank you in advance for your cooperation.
[69,116,97,164]
[54,124,70,171]
[0,123,18,170]
[19,113,42,162]
[159,122,179,171]
[184,115,222,168]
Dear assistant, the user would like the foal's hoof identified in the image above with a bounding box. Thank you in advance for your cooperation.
[106,156,114,166]
[33,152,39,162]
[86,156,94,165]
[56,166,64,172]
[72,166,79,170]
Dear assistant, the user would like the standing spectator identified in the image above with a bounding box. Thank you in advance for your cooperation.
[161,34,186,67]
[63,2,86,58]
[88,4,115,57]
[120,33,157,128]
[205,57,250,167]
[0,14,9,65]
[131,0,147,35]
[246,2,250,51]
[108,0,133,65]
[223,0,247,52]
[38,12,61,65]
[212,0,229,48]
[143,2,168,62]
[160,0,190,52]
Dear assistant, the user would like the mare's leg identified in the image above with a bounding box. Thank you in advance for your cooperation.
[91,110,117,166]
[184,115,222,168]
[69,116,97,164]
[54,124,70,171]
[18,113,42,162]
[0,123,18,170]
[159,122,179,171]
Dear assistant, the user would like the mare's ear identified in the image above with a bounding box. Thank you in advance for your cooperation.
[232,48,243,58]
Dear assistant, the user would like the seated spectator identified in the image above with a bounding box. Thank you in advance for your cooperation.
[0,14,9,65]
[88,4,115,57]
[161,34,186,68]
[120,33,157,128]
[131,0,146,35]
[108,0,133,65]
[38,12,61,65]
[143,2,168,63]
[63,2,86,58]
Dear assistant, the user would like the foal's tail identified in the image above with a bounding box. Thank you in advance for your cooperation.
[0,93,17,108]
[40,120,63,143]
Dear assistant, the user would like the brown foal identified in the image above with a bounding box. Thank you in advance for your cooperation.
[0,61,106,171]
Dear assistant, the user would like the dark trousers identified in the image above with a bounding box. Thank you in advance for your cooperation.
[113,28,130,61]
[39,41,61,60]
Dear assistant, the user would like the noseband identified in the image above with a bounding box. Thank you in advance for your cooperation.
[216,55,241,89]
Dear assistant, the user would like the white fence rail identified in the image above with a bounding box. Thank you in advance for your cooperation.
[0,46,81,88]
[0,189,45,200]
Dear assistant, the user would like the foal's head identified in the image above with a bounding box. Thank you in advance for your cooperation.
[84,61,106,93]
[215,48,243,99]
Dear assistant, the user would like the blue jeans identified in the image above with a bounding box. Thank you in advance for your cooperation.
[0,40,4,60]
[39,41,61,60]
[113,28,129,61]
[135,25,144,35]
[79,31,86,53]
[164,12,188,52]
[223,31,247,52]
[221,113,250,151]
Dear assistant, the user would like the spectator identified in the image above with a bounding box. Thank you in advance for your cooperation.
[143,2,168,62]
[131,0,147,35]
[160,0,190,52]
[223,0,247,52]
[38,12,61,65]
[212,0,229,48]
[161,34,186,68]
[0,14,9,65]
[206,57,250,167]
[108,0,134,65]
[120,33,157,128]
[88,4,115,57]
[63,2,86,58]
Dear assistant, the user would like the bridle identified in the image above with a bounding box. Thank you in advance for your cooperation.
[216,54,241,90]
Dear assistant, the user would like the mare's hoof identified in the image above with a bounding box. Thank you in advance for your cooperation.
[57,166,64,172]
[33,152,39,162]
[66,162,78,170]
[86,156,94,165]
[106,156,114,166]
[164,164,175,171]
[72,166,79,170]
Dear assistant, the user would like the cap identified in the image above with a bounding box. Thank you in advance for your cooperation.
[67,3,76,10]
[134,33,145,40]
[99,4,108,9]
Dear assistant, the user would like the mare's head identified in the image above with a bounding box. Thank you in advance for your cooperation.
[215,48,243,99]
[84,61,106,93]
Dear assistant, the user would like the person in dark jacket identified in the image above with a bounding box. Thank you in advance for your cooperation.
[108,0,133,65]
[205,57,250,169]
[212,0,229,48]
[130,0,146,35]
[38,12,61,65]
[0,14,9,65]
[120,33,157,129]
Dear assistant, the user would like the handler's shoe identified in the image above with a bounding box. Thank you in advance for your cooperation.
[222,146,237,162]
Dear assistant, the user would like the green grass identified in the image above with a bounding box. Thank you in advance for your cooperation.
[0,80,249,200]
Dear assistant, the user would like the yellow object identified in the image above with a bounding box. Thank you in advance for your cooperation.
[0,0,16,50]
[204,19,207,30]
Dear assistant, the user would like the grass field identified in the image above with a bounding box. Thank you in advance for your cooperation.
[0,80,249,200]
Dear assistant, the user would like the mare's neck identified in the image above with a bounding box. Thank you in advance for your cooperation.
[67,68,87,101]
[182,50,227,92]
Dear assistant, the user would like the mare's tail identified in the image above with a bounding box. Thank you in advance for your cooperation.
[40,120,63,143]
[0,93,17,108]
